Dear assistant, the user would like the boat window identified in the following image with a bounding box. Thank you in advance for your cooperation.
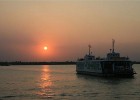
[79,58,84,61]
[88,57,92,60]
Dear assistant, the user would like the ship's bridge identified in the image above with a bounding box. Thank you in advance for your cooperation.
[106,39,129,60]
[107,52,120,60]
[84,55,95,60]
[81,45,95,61]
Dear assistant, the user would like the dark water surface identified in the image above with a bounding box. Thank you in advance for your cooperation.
[0,65,140,100]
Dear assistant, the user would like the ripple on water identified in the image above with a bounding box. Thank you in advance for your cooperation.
[0,95,16,99]
[36,91,55,99]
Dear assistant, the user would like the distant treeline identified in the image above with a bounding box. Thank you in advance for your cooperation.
[132,61,140,64]
[0,61,76,66]
[0,61,140,66]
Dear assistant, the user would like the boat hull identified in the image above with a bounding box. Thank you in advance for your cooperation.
[76,60,135,78]
[76,70,135,77]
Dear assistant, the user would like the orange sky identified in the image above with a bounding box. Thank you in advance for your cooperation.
[0,0,140,61]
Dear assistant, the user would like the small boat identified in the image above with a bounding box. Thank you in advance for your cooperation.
[76,40,136,77]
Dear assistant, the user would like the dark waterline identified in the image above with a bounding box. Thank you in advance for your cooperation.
[0,61,140,66]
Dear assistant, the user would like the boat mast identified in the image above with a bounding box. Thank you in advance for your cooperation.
[88,45,91,55]
[112,39,115,53]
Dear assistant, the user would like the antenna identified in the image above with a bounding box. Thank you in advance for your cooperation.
[88,45,91,55]
[110,49,112,53]
[112,39,115,53]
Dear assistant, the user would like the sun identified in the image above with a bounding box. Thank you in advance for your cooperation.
[44,46,48,50]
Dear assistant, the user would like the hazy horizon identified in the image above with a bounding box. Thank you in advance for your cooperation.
[0,0,140,61]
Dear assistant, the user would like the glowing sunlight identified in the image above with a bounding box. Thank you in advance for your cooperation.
[44,46,48,51]
[37,65,54,98]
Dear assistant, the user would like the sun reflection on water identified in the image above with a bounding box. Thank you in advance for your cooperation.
[37,65,54,99]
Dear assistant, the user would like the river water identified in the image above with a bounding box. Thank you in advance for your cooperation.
[0,65,140,100]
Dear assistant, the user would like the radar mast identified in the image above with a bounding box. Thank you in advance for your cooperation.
[112,39,115,53]
[88,45,91,55]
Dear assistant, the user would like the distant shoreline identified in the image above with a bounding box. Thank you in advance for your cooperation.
[132,61,140,64]
[0,61,140,66]
[0,61,76,66]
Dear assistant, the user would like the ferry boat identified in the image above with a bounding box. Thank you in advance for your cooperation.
[76,40,136,77]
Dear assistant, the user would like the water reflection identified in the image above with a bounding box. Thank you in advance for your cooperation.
[76,74,135,85]
[37,65,54,99]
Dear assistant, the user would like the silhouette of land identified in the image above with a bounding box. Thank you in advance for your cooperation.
[0,61,140,66]
[0,61,76,66]
[132,61,140,64]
